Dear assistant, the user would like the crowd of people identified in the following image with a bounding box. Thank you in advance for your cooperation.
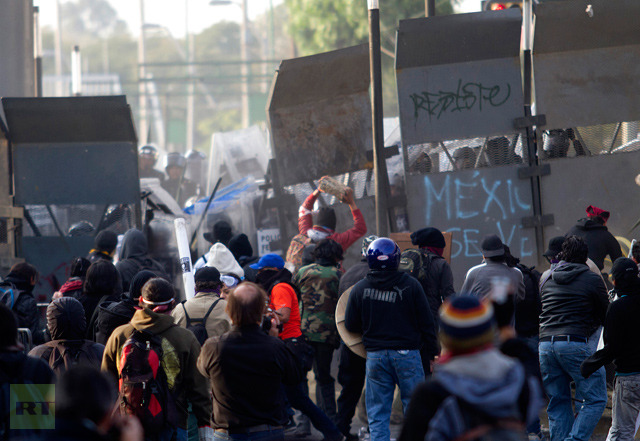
[1,179,637,441]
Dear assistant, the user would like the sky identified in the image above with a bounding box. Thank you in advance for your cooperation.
[35,0,479,38]
[34,0,285,38]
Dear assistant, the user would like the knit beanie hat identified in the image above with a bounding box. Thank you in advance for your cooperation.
[315,208,337,232]
[95,230,118,253]
[439,295,496,354]
[206,243,245,279]
[410,227,445,248]
[129,270,158,300]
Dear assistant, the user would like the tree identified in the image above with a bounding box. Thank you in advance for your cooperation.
[285,0,455,56]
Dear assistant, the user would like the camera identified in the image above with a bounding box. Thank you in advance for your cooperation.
[261,308,283,334]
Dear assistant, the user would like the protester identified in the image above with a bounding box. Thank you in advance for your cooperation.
[102,278,212,441]
[253,253,344,441]
[461,234,525,302]
[581,257,640,441]
[566,205,623,272]
[539,235,608,441]
[0,303,55,439]
[94,270,157,345]
[197,282,304,441]
[286,183,367,273]
[335,235,377,441]
[228,233,259,268]
[404,227,455,331]
[205,243,244,279]
[115,228,170,292]
[79,260,121,339]
[344,238,438,441]
[44,366,143,441]
[452,146,476,170]
[53,257,91,299]
[87,230,119,264]
[29,297,104,374]
[293,239,343,423]
[1,262,43,344]
[172,266,232,344]
[399,296,543,441]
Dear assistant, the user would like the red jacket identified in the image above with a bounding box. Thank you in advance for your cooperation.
[298,192,367,252]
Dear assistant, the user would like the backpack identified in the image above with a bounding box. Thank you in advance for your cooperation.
[0,281,21,309]
[47,340,101,375]
[116,330,178,436]
[181,298,220,345]
[286,234,312,275]
[399,248,442,311]
[427,393,527,441]
[451,396,527,441]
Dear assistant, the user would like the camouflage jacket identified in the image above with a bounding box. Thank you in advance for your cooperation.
[294,263,341,345]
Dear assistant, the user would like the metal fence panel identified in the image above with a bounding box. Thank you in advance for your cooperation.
[541,150,640,263]
[533,0,640,129]
[267,45,371,186]
[396,9,524,145]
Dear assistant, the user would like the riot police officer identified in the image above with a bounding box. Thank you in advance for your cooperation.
[138,144,166,182]
[161,152,196,208]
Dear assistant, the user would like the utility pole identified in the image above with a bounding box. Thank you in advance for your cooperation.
[186,0,195,152]
[425,0,436,16]
[33,6,42,97]
[368,0,389,236]
[240,0,250,127]
[138,0,148,145]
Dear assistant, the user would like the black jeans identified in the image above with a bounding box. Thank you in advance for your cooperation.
[335,342,366,436]
[310,341,337,420]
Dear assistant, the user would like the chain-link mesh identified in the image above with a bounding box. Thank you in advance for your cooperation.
[22,204,138,238]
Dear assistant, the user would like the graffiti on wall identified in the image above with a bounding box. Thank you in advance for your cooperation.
[419,170,534,260]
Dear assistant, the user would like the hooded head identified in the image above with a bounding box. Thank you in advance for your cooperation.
[207,243,244,279]
[204,220,233,245]
[69,257,91,279]
[119,229,149,260]
[47,297,86,340]
[228,233,253,260]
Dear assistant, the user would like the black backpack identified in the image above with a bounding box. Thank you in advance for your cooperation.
[117,330,178,436]
[0,281,22,310]
[399,248,442,310]
[47,340,101,376]
[181,299,220,346]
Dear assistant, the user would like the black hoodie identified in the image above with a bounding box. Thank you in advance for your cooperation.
[582,278,640,377]
[344,270,437,356]
[115,229,170,291]
[567,218,622,270]
[3,273,42,344]
[539,262,609,338]
[28,297,104,370]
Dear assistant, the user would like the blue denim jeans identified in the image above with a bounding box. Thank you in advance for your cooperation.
[284,381,343,441]
[212,428,284,441]
[365,349,425,441]
[539,340,606,441]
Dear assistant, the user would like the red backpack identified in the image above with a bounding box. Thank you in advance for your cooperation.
[116,330,178,436]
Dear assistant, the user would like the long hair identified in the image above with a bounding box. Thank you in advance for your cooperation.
[559,235,588,264]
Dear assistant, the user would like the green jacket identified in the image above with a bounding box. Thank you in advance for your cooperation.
[294,263,341,345]
[101,307,212,429]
